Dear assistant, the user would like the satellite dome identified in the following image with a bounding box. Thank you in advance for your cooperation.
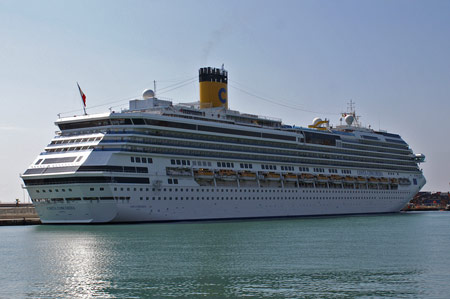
[312,118,323,126]
[142,89,155,99]
[345,115,354,126]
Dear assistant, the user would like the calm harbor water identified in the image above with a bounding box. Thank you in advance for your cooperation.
[1,212,450,298]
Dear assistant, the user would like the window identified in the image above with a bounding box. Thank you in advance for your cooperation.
[131,157,135,163]
[124,166,135,173]
[136,167,148,173]
[133,118,145,125]
[42,157,77,164]
[136,157,141,163]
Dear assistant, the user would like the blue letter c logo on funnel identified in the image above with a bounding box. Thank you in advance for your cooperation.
[218,88,227,104]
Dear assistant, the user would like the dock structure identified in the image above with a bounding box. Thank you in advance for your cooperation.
[0,204,41,225]
[403,191,450,211]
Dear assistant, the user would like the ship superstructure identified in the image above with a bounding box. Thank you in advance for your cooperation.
[21,67,426,223]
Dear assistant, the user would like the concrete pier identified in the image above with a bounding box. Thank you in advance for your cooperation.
[0,204,41,225]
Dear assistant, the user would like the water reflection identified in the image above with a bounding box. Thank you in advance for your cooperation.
[1,213,449,298]
[23,226,116,298]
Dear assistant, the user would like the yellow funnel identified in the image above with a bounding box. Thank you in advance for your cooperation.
[199,67,228,109]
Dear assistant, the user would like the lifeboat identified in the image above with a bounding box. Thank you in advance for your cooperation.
[300,173,316,182]
[261,172,281,181]
[357,176,367,182]
[368,177,379,183]
[239,171,257,180]
[216,169,237,181]
[194,168,214,180]
[317,174,329,181]
[330,175,343,183]
[344,176,356,182]
[283,173,298,182]
[379,177,389,184]
[390,178,399,184]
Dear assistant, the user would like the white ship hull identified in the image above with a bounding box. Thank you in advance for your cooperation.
[29,178,424,223]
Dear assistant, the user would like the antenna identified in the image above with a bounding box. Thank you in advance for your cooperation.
[154,80,156,97]
[347,100,355,114]
[343,100,363,127]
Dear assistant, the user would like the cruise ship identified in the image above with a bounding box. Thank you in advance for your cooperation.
[21,67,426,223]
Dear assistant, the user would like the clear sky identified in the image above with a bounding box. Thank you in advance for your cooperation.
[1,0,449,203]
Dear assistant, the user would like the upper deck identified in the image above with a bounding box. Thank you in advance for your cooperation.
[55,96,411,153]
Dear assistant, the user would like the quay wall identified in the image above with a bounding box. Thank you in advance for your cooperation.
[0,204,40,225]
